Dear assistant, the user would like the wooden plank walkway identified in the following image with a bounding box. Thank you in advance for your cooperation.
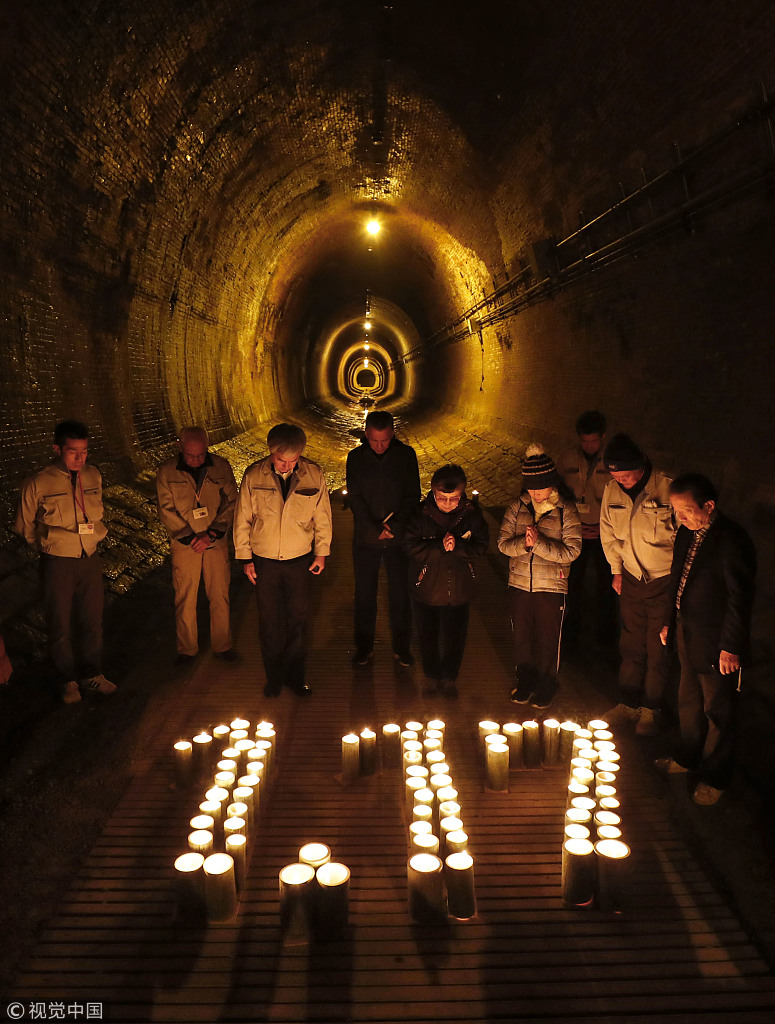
[11,502,775,1022]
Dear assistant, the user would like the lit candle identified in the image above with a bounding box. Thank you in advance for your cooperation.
[439,800,461,821]
[565,807,592,827]
[413,787,434,810]
[406,776,427,815]
[403,750,423,770]
[205,786,230,827]
[559,721,579,762]
[188,829,214,856]
[405,720,423,733]
[423,737,443,757]
[173,740,193,787]
[190,814,215,833]
[564,823,591,841]
[594,740,616,754]
[217,758,238,775]
[522,721,540,768]
[245,757,265,782]
[199,799,223,844]
[592,730,613,742]
[428,761,450,777]
[406,765,429,782]
[570,757,593,776]
[299,843,331,870]
[445,829,468,854]
[400,730,419,744]
[436,785,458,805]
[174,851,206,921]
[575,728,593,745]
[425,750,447,768]
[230,717,250,731]
[412,832,440,857]
[315,862,350,935]
[427,719,445,737]
[429,774,452,797]
[599,795,620,812]
[594,839,630,911]
[440,815,464,854]
[571,767,595,786]
[407,853,445,921]
[478,720,500,756]
[360,728,377,776]
[203,853,237,921]
[382,724,401,768]
[486,741,509,792]
[237,773,261,813]
[234,738,256,768]
[192,731,213,777]
[213,724,230,745]
[597,824,622,840]
[279,862,315,944]
[424,728,444,743]
[227,802,250,835]
[226,833,247,892]
[587,718,609,732]
[223,816,246,842]
[445,851,476,919]
[214,770,236,794]
[341,733,360,784]
[569,796,596,813]
[254,739,273,782]
[596,760,620,774]
[566,780,590,805]
[562,838,595,906]
[232,787,255,831]
[502,722,523,769]
[541,719,561,765]
[229,728,249,746]
[595,784,617,800]
[595,771,617,787]
[413,804,433,827]
[576,746,599,764]
[593,810,621,834]
[403,740,423,756]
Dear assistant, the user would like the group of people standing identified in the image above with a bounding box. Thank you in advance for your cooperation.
[14,410,756,805]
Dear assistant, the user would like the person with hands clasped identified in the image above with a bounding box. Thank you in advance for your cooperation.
[405,465,488,699]
[233,423,332,698]
[156,426,238,665]
[498,445,582,710]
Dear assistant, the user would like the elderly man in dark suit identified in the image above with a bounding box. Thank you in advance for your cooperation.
[657,474,756,805]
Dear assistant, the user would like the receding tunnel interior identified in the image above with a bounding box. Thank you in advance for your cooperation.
[1,0,775,603]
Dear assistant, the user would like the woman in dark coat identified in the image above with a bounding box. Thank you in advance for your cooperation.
[405,464,489,698]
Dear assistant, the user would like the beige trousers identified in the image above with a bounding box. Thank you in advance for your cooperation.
[171,540,232,655]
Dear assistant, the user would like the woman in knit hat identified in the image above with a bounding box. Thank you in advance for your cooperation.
[498,445,582,708]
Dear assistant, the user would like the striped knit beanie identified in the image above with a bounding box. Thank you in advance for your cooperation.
[521,444,558,489]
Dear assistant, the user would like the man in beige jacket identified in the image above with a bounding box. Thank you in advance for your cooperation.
[233,423,332,697]
[599,434,676,733]
[156,427,238,664]
[16,420,115,704]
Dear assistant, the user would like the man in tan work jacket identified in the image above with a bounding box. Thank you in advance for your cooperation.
[156,426,238,664]
[16,419,116,704]
[233,423,332,697]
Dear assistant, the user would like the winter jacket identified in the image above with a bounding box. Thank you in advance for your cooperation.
[156,452,237,543]
[556,446,610,528]
[666,513,756,671]
[599,468,676,581]
[406,494,489,606]
[233,455,332,561]
[498,490,582,594]
[346,437,420,545]
[16,462,107,558]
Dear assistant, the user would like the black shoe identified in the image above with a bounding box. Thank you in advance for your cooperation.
[422,678,440,697]
[214,649,239,663]
[393,650,415,667]
[352,648,373,666]
[440,678,458,699]
[530,688,555,710]
[288,681,311,697]
[263,681,282,697]
[174,653,197,666]
[510,682,533,704]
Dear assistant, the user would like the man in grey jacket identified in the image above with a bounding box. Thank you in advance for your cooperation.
[16,420,116,704]
[600,434,676,734]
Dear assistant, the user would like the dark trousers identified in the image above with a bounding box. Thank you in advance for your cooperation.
[565,537,618,645]
[676,618,736,789]
[618,570,672,709]
[43,553,104,682]
[509,587,565,695]
[353,543,412,653]
[254,554,312,689]
[414,601,469,682]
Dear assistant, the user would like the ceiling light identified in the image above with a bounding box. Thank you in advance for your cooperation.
[366,220,381,236]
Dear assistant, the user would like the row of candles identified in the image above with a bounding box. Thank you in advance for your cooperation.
[561,719,631,910]
[173,718,276,922]
[342,719,476,920]
[477,718,580,788]
[279,844,351,943]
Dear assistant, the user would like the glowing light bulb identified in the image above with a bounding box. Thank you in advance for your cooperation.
[364,320,371,330]
[364,341,370,350]
[363,358,369,367]
[366,220,380,236]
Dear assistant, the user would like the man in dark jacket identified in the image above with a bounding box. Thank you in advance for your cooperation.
[657,474,756,805]
[346,410,421,666]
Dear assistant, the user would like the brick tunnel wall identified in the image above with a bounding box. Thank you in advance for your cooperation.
[1,0,774,637]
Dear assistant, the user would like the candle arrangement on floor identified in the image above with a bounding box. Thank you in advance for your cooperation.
[478,718,577,787]
[561,717,630,910]
[279,842,351,944]
[173,716,277,923]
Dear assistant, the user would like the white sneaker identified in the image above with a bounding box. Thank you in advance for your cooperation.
[604,703,641,724]
[80,674,117,695]
[60,680,81,704]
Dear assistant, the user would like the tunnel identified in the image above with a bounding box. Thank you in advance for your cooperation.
[3,1,775,1015]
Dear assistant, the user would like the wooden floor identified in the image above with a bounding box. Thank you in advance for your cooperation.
[12,504,775,1022]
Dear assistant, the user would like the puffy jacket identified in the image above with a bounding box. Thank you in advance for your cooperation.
[406,494,489,606]
[556,446,610,528]
[16,463,107,558]
[599,468,676,580]
[156,453,237,543]
[233,456,332,561]
[346,437,420,545]
[498,490,582,594]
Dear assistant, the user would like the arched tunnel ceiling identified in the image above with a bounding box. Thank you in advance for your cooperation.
[2,0,775,473]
